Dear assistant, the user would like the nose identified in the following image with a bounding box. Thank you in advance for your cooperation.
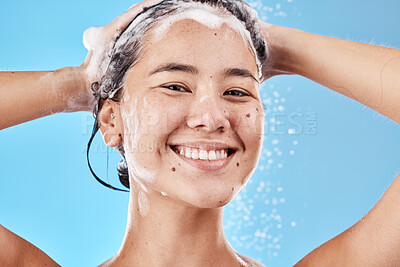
[186,94,230,133]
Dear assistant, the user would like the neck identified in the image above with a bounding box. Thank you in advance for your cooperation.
[106,184,244,266]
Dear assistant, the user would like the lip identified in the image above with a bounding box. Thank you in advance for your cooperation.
[168,144,236,172]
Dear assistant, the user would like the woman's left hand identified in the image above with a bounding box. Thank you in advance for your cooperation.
[259,16,400,267]
[258,20,294,82]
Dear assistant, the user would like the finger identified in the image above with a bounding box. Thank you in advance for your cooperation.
[127,3,138,10]
[105,0,163,33]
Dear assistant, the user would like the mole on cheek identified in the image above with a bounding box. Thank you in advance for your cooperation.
[236,162,239,166]
[232,187,234,191]
[246,113,251,118]
[256,108,259,112]
[171,167,176,172]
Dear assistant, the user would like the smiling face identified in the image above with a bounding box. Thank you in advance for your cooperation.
[117,18,264,208]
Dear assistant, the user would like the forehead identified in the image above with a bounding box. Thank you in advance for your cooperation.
[139,18,258,77]
[149,5,250,44]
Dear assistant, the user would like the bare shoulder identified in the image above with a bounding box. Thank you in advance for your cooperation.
[0,224,60,267]
[236,253,266,267]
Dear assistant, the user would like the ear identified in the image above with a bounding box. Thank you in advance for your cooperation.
[99,100,124,148]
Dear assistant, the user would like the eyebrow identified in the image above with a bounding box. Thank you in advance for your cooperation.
[149,63,198,76]
[149,63,259,83]
[222,68,259,83]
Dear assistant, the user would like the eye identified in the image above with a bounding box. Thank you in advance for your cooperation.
[161,84,189,92]
[224,89,251,97]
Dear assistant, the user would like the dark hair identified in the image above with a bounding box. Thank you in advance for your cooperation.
[87,0,267,191]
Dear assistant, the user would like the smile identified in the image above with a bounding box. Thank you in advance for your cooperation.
[170,145,235,161]
[169,144,237,171]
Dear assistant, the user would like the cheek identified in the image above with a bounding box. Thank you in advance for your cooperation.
[230,103,264,147]
[127,95,180,145]
[230,102,264,185]
[138,95,188,138]
[120,98,157,185]
[121,95,188,184]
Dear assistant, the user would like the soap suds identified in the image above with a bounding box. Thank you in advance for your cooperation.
[138,191,149,216]
[121,96,157,185]
[83,26,116,82]
[149,2,261,77]
[40,72,60,113]
[40,72,95,113]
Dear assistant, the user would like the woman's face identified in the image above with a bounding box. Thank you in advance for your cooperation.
[119,18,264,208]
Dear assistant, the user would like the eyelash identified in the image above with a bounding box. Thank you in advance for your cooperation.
[161,84,251,97]
[161,84,189,92]
[224,89,251,97]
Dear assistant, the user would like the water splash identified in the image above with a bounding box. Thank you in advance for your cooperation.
[224,82,299,263]
[248,0,296,21]
[222,0,301,254]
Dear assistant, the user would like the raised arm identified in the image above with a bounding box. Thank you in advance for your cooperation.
[295,173,400,266]
[0,1,164,265]
[0,66,91,130]
[0,0,163,131]
[259,23,400,265]
[261,22,400,124]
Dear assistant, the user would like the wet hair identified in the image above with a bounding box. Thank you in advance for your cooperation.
[87,0,267,191]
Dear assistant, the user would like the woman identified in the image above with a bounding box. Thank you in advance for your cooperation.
[0,0,399,266]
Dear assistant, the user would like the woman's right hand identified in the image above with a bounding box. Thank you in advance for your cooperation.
[75,0,163,113]
[0,0,165,130]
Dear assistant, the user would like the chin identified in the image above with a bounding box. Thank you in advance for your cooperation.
[179,185,239,209]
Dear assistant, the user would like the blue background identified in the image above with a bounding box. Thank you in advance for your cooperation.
[1,0,399,266]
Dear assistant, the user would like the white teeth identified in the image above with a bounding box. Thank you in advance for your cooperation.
[191,149,199,160]
[219,150,227,159]
[185,148,191,158]
[208,151,216,160]
[199,150,208,160]
[173,146,230,161]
